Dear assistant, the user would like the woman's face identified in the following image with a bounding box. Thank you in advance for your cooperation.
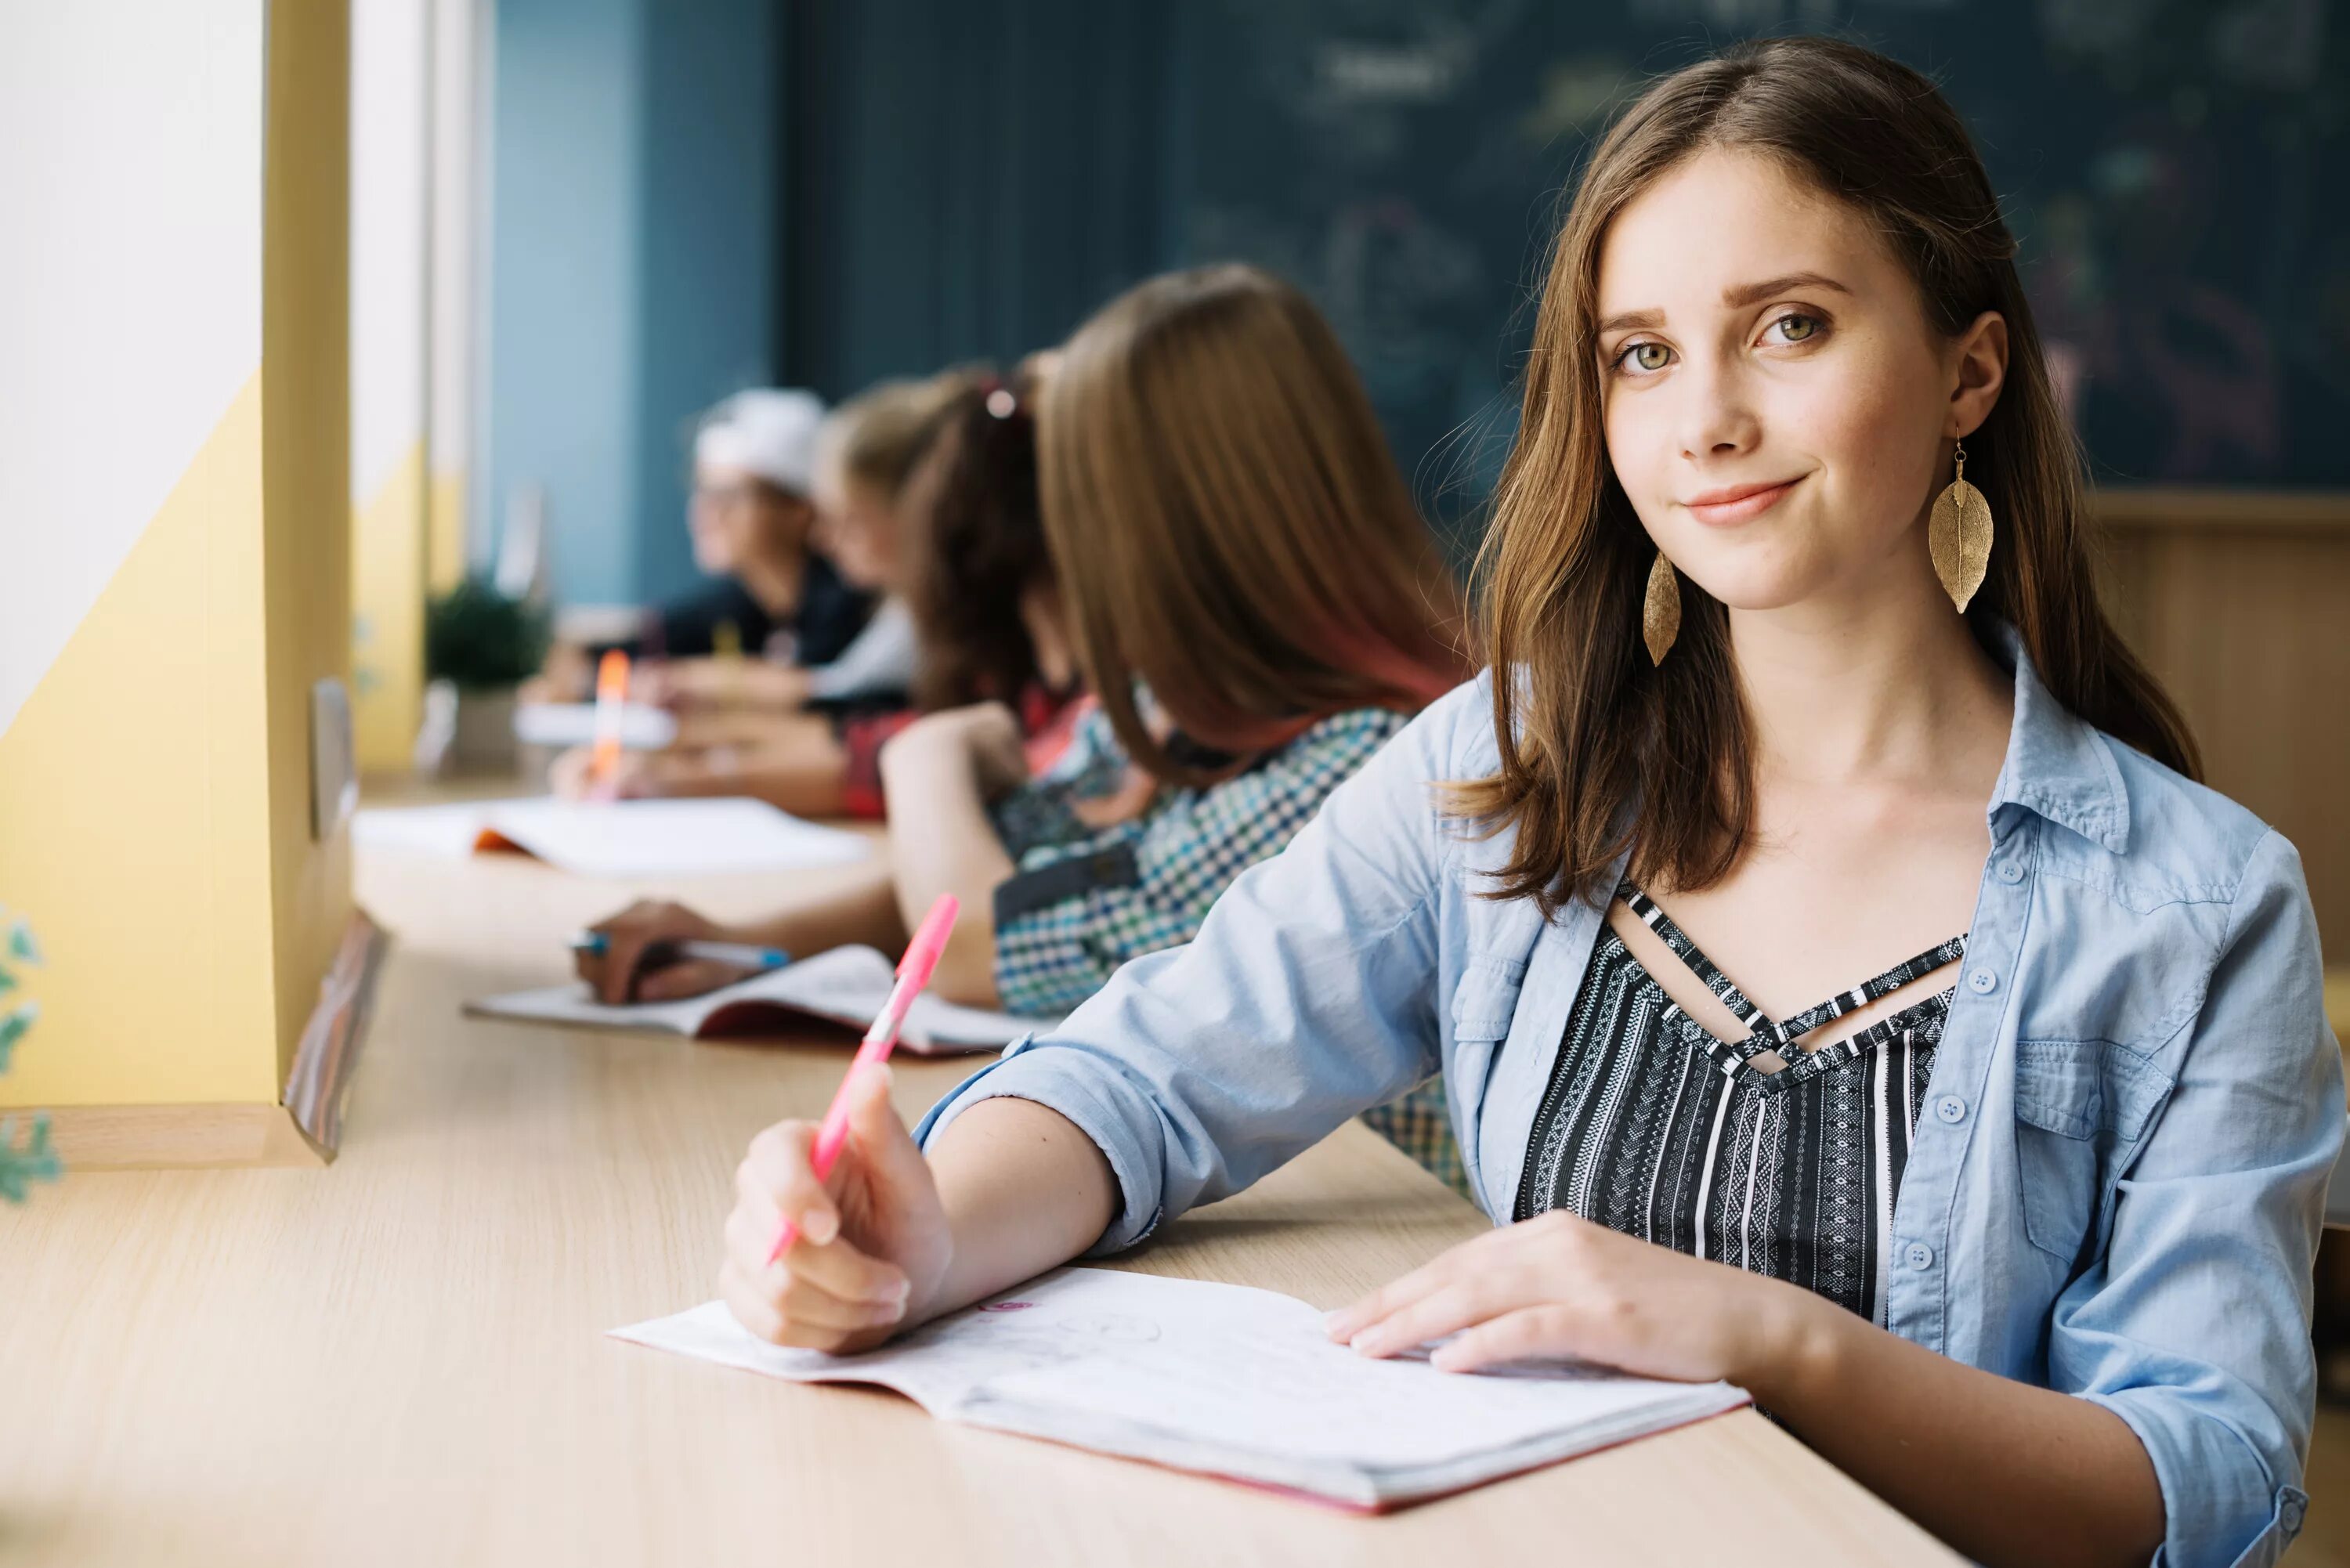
[810,469,903,591]
[688,460,804,576]
[1594,149,2004,617]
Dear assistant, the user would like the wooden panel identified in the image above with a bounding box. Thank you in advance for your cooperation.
[44,1102,327,1169]
[2095,492,2350,952]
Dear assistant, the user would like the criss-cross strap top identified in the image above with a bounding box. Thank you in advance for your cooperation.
[1617,880,1968,1087]
[1515,880,1968,1328]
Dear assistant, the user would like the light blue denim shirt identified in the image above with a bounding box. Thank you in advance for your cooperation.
[916,635,2341,1568]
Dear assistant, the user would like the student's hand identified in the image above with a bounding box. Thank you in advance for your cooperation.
[721,1066,955,1353]
[549,746,659,801]
[575,898,747,1003]
[888,703,1030,799]
[1325,1209,1828,1386]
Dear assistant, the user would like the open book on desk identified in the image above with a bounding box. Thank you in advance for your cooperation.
[611,1267,1748,1510]
[467,945,1051,1055]
[353,796,870,878]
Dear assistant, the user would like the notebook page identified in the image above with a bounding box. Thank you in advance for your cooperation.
[611,1269,1747,1505]
[483,797,870,877]
[465,945,1049,1052]
[352,799,508,858]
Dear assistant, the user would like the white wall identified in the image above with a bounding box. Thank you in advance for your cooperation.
[352,0,429,503]
[0,3,266,735]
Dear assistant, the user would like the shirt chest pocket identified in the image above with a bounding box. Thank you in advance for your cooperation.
[1445,958,1527,1195]
[2012,1039,2175,1267]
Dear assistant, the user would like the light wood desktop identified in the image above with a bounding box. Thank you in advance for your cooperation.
[0,841,1959,1567]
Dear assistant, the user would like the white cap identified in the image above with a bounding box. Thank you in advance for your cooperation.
[694,388,828,497]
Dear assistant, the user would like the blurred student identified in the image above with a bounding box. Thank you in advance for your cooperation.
[553,378,960,812]
[532,388,873,702]
[645,375,971,717]
[577,265,1470,1033]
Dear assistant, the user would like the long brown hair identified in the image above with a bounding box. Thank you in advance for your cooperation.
[1040,264,1470,785]
[906,370,1054,711]
[1453,36,2198,916]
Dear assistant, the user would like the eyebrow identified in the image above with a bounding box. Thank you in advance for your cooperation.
[1594,272,1854,338]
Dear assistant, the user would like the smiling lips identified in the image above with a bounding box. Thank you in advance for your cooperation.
[1682,475,1802,526]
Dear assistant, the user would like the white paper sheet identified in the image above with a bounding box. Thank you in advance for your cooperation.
[512,700,678,750]
[612,1268,1748,1507]
[353,796,870,877]
[468,944,1048,1053]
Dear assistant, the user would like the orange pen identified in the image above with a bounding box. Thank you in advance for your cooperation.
[588,649,630,796]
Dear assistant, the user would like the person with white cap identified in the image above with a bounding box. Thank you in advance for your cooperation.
[649,387,874,668]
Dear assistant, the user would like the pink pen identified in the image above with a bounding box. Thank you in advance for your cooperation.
[764,894,960,1266]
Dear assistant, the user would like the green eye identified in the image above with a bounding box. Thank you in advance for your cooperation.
[1773,313,1820,343]
[1622,341,1672,373]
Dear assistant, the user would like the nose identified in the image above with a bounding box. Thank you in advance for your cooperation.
[1676,352,1759,461]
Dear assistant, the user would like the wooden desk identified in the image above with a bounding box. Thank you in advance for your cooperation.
[0,847,1958,1567]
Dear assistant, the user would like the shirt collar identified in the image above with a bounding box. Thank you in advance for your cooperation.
[1986,622,2131,854]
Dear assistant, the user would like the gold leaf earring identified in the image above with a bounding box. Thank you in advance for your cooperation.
[1929,438,1994,613]
[1643,550,1680,665]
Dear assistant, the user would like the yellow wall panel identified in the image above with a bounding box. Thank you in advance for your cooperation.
[262,0,356,1087]
[352,442,427,772]
[428,471,467,593]
[0,379,281,1106]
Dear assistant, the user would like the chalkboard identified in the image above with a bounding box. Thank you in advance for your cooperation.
[1161,0,2349,534]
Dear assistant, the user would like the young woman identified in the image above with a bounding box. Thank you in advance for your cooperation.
[822,364,1090,820]
[714,40,2341,1568]
[578,265,1468,1028]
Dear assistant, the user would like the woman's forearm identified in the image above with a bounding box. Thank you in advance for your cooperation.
[1759,1293,2164,1566]
[916,1096,1118,1320]
[878,733,1016,1006]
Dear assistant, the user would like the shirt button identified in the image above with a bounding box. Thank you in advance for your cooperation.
[1967,966,1997,995]
[1998,861,2025,884]
[1935,1095,1967,1124]
[1905,1242,1935,1270]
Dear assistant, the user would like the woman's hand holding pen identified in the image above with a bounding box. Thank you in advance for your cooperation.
[1325,1209,1832,1393]
[721,1070,956,1353]
[574,899,750,1003]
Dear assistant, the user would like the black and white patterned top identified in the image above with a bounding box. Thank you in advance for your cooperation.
[1515,881,1968,1327]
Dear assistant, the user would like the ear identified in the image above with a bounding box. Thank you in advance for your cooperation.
[1949,310,2009,440]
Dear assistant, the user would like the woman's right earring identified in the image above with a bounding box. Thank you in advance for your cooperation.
[1643,550,1680,666]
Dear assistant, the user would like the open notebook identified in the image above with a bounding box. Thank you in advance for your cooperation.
[467,945,1048,1054]
[352,797,870,877]
[612,1267,1748,1510]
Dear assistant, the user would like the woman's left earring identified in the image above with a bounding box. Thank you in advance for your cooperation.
[1929,438,1994,613]
[1643,551,1680,666]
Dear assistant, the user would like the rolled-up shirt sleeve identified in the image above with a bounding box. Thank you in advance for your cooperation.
[2052,829,2343,1568]
[914,683,1476,1253]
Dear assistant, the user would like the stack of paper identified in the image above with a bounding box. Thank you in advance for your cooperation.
[613,1267,1748,1508]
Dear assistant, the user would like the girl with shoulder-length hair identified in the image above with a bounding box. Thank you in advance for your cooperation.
[582,265,1469,1039]
[714,36,2340,1568]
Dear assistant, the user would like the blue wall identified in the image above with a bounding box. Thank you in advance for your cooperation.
[483,0,776,609]
[482,0,643,606]
[634,0,778,605]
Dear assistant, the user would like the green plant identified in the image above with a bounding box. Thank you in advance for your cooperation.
[425,575,552,691]
[0,909,58,1202]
